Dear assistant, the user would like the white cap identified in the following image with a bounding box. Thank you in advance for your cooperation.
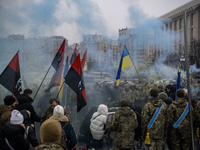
[10,110,24,125]
[53,105,64,116]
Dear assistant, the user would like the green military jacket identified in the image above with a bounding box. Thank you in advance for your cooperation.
[109,107,138,149]
[167,98,192,139]
[33,143,65,150]
[141,97,168,140]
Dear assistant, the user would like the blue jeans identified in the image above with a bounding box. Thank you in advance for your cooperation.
[90,139,103,148]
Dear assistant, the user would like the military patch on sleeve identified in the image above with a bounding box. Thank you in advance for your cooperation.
[141,111,144,115]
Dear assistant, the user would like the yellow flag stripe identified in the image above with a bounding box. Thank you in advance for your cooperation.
[122,55,133,70]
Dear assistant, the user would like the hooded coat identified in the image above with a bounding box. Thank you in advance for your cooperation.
[90,104,108,140]
[0,104,14,130]
[141,97,168,140]
[0,122,30,150]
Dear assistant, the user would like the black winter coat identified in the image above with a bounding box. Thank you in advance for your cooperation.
[15,94,41,124]
[20,109,39,147]
[0,122,30,150]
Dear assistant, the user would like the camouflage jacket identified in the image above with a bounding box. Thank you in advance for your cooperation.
[167,98,192,139]
[141,97,168,140]
[194,101,200,129]
[40,107,69,124]
[33,143,65,150]
[40,107,54,124]
[109,107,138,149]
[120,89,134,102]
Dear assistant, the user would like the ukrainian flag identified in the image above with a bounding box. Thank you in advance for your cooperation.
[59,56,69,108]
[116,45,133,86]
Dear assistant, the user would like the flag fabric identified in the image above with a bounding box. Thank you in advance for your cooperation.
[70,44,78,65]
[0,51,22,96]
[46,39,66,91]
[81,50,87,69]
[175,68,181,100]
[64,54,87,112]
[59,56,69,108]
[116,45,133,86]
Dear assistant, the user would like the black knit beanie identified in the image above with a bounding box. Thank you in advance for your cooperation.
[150,88,159,97]
[4,95,16,105]
[176,89,185,98]
[121,100,129,107]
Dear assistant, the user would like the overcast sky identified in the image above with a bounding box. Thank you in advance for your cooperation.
[0,0,192,45]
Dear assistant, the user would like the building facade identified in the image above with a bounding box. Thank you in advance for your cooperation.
[160,0,200,68]
[80,34,120,71]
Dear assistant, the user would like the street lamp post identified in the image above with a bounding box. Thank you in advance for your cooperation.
[180,55,186,71]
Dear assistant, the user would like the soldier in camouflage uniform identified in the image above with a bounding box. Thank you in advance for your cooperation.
[135,84,146,108]
[120,84,134,103]
[129,83,136,105]
[194,100,200,148]
[167,89,192,150]
[40,98,69,124]
[109,100,138,150]
[141,88,168,150]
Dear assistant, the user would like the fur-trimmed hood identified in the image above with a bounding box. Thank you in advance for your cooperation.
[49,115,69,123]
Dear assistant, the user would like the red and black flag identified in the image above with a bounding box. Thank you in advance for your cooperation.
[46,39,66,91]
[70,43,78,65]
[0,51,22,96]
[81,50,87,69]
[65,54,87,112]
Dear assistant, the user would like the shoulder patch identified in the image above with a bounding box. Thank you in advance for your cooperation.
[141,111,144,115]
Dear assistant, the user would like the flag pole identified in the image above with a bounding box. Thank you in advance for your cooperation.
[129,57,143,85]
[33,65,51,100]
[56,81,64,99]
[183,10,194,150]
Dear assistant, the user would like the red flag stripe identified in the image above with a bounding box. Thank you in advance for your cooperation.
[8,51,20,72]
[71,54,82,75]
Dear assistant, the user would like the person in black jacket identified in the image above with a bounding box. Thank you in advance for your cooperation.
[15,89,41,127]
[0,110,30,150]
[20,109,39,148]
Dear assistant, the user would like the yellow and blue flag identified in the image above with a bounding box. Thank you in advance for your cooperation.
[59,56,69,108]
[175,66,181,100]
[116,45,133,86]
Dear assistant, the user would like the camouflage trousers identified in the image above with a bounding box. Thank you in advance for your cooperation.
[170,134,191,150]
[148,139,164,150]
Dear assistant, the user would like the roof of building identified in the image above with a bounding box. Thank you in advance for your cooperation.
[159,0,200,19]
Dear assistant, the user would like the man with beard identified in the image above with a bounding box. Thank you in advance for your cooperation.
[0,95,16,130]
[40,98,69,124]
[40,98,60,124]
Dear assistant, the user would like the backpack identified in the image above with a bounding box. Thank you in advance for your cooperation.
[60,123,68,149]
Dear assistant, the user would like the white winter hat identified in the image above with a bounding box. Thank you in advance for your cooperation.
[10,110,24,125]
[53,105,64,116]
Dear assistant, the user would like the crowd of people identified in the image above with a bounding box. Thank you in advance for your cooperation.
[0,78,200,150]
